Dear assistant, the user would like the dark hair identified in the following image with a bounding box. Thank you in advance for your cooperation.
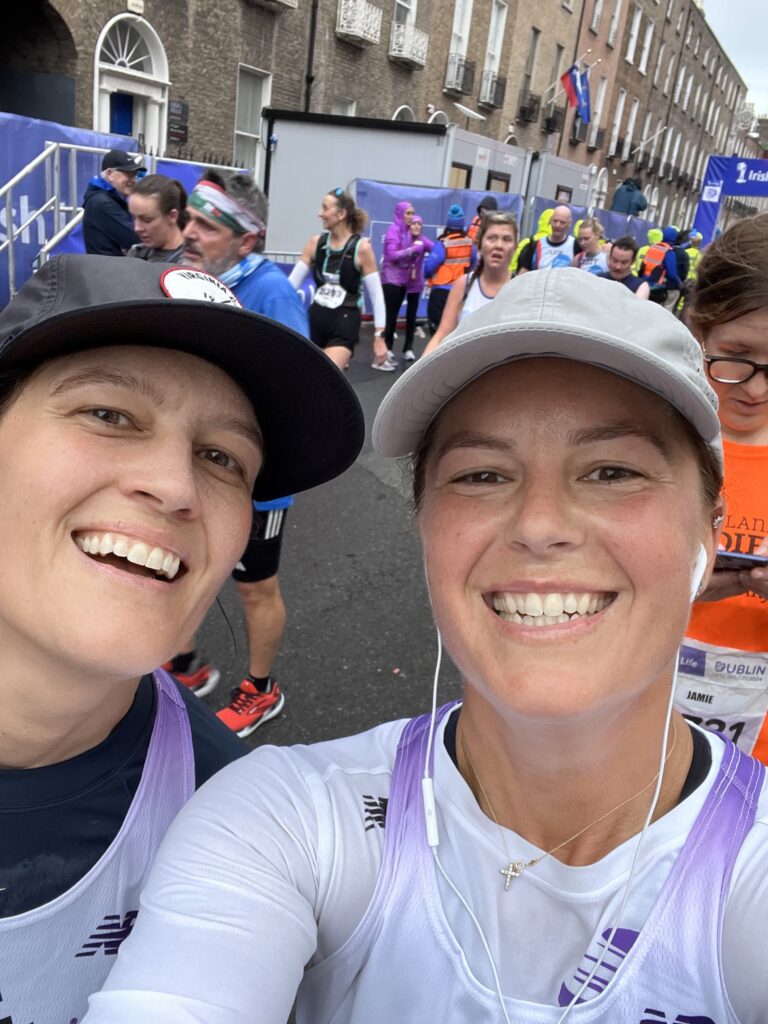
[612,235,639,258]
[132,174,189,229]
[0,365,37,417]
[202,168,268,252]
[689,214,768,332]
[327,188,368,234]
[410,380,722,514]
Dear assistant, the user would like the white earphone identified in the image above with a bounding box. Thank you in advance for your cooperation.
[691,543,709,602]
[421,543,710,1023]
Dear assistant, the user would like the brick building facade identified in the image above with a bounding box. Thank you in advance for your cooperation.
[0,0,759,227]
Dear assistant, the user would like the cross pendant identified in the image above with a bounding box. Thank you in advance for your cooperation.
[499,860,526,891]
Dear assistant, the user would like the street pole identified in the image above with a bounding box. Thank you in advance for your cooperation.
[304,0,320,113]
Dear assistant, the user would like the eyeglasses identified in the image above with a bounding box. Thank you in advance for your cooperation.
[332,188,344,197]
[704,355,768,384]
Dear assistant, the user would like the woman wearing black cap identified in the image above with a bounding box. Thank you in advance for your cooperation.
[0,254,363,1023]
[85,270,767,1024]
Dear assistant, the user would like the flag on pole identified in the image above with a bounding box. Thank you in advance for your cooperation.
[560,64,591,124]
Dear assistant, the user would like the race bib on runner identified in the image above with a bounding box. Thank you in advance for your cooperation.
[674,638,768,753]
[313,283,346,309]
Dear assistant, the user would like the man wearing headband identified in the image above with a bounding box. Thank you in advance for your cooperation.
[166,170,308,735]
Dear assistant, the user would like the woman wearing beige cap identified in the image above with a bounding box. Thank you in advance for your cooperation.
[86,270,768,1024]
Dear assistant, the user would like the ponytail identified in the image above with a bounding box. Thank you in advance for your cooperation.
[329,188,368,234]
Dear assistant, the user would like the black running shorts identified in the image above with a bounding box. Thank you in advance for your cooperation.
[308,303,361,352]
[231,507,289,583]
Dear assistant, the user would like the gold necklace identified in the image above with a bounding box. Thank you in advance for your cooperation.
[461,721,678,891]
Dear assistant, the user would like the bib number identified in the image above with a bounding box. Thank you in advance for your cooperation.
[314,283,346,309]
[675,641,768,753]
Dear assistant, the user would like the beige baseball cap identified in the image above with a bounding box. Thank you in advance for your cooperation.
[373,268,722,466]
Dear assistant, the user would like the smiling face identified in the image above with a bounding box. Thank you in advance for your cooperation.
[128,192,179,250]
[105,168,139,198]
[0,346,261,682]
[319,193,347,232]
[418,359,714,723]
[702,308,768,444]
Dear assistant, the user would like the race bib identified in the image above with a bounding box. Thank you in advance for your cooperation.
[675,638,768,753]
[313,283,346,309]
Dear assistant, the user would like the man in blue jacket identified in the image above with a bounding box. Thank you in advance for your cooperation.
[609,177,648,216]
[166,170,309,738]
[82,149,146,256]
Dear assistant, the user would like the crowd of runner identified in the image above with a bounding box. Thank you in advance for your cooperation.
[0,146,765,1023]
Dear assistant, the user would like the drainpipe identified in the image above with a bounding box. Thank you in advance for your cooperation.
[304,0,320,113]
[557,0,588,158]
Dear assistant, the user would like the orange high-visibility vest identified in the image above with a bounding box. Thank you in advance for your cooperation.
[640,241,672,284]
[429,233,474,286]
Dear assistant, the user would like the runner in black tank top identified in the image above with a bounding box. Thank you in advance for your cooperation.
[288,189,390,372]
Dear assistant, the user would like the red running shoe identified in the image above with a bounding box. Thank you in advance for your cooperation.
[216,680,285,738]
[161,655,220,698]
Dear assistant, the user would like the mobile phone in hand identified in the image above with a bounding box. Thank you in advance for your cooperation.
[714,550,768,572]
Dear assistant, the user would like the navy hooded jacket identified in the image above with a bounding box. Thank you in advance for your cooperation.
[82,177,140,256]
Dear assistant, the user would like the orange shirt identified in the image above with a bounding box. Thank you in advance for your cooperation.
[687,439,768,653]
[685,439,768,761]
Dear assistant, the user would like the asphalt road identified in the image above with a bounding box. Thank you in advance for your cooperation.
[196,327,462,749]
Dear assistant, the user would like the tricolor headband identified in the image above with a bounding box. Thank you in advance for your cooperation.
[188,180,265,236]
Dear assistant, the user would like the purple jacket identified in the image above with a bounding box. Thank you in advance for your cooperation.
[381,200,419,287]
[406,217,434,294]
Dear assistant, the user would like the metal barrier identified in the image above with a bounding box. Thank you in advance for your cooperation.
[1,142,242,299]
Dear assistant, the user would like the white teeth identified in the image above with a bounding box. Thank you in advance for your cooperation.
[543,593,564,617]
[145,547,166,571]
[127,541,150,566]
[74,531,183,580]
[492,589,613,626]
[113,536,129,558]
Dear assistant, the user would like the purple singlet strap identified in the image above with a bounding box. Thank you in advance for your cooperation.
[384,703,459,849]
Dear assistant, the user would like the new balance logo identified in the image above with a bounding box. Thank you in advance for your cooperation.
[640,1013,715,1024]
[362,795,388,831]
[75,910,138,957]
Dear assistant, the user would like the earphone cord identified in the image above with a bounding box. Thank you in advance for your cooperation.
[554,657,680,1024]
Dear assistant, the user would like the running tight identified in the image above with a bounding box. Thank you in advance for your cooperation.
[383,284,419,353]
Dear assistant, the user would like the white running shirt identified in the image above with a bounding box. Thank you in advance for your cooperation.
[85,714,768,1023]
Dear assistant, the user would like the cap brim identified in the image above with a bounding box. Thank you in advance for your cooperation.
[6,300,364,501]
[373,323,722,458]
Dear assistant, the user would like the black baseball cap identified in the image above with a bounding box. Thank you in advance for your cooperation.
[0,255,365,501]
[101,149,147,173]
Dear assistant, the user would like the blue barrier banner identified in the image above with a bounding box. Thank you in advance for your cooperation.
[693,155,768,244]
[356,179,523,319]
[0,113,134,306]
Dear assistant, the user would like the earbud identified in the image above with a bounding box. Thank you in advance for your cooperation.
[690,544,708,601]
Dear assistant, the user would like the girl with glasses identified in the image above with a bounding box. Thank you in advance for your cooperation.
[675,214,768,761]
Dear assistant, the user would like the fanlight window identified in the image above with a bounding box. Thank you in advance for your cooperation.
[100,21,152,73]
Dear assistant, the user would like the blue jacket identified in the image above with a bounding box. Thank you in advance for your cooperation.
[82,178,139,256]
[231,259,309,338]
[232,259,308,512]
[610,180,648,216]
